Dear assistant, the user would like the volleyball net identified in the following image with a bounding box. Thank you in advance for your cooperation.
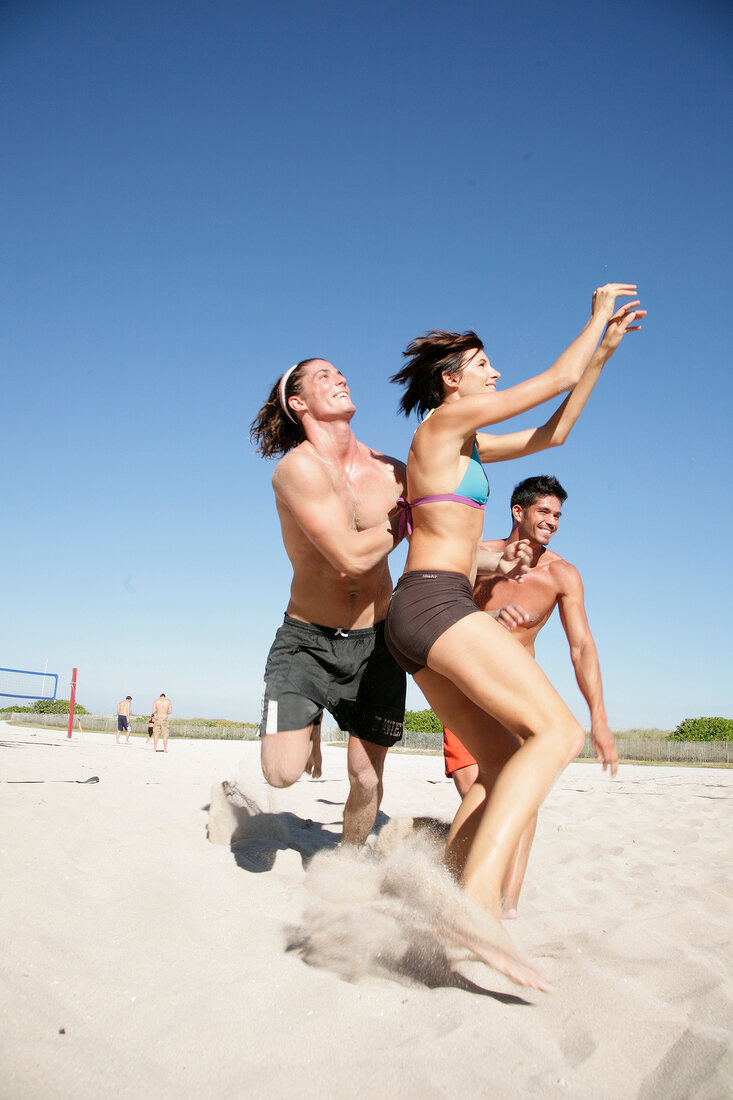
[0,666,59,701]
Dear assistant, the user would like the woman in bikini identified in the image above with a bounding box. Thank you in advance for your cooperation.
[385,283,644,990]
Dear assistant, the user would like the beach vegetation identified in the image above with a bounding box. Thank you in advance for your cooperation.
[34,698,90,715]
[613,728,672,741]
[404,708,443,733]
[0,699,89,715]
[669,716,733,741]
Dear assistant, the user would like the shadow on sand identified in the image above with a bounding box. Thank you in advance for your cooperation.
[205,780,341,873]
[285,929,530,1004]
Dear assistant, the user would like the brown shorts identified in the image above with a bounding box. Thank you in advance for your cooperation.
[384,570,481,675]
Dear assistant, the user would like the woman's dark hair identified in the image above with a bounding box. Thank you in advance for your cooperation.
[511,475,568,511]
[249,359,318,459]
[390,330,484,419]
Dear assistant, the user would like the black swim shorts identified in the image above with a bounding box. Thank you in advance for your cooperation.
[385,570,482,675]
[259,615,405,748]
[117,715,128,732]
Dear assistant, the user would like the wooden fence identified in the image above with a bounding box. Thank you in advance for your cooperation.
[4,713,730,764]
[3,712,259,740]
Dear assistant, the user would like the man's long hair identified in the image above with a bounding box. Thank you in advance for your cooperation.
[250,359,318,459]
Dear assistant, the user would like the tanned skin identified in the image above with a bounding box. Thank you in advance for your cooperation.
[152,694,172,753]
[116,696,132,745]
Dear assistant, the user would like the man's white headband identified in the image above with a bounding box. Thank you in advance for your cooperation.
[278,364,298,423]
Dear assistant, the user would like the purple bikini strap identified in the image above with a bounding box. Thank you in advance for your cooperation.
[396,494,485,539]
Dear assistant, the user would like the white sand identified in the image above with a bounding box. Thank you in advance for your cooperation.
[1,720,732,1099]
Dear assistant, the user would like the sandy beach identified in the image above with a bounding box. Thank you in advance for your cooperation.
[1,720,731,1099]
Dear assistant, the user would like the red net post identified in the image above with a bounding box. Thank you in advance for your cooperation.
[67,668,77,739]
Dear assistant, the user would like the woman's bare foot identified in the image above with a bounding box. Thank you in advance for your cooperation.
[440,902,553,992]
[381,845,552,992]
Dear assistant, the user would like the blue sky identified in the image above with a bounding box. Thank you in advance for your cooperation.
[3,0,732,728]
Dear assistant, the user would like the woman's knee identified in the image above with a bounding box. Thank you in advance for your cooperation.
[546,719,585,766]
[566,719,586,761]
[521,714,583,766]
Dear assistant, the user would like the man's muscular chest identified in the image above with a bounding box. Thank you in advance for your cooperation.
[477,564,560,620]
[334,464,397,530]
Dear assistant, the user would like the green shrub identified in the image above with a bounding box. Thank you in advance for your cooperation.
[669,716,733,741]
[0,700,89,715]
[404,708,442,733]
[32,699,90,715]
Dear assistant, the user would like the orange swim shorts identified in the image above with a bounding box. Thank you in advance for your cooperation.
[443,725,477,777]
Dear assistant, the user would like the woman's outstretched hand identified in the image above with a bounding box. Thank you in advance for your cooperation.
[600,298,646,353]
[591,283,639,323]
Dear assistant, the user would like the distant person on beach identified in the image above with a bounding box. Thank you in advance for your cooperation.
[116,696,132,744]
[146,714,154,745]
[443,474,618,918]
[152,694,172,752]
[386,283,644,989]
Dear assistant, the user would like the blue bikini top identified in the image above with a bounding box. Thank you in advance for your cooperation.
[397,438,490,537]
[454,439,490,505]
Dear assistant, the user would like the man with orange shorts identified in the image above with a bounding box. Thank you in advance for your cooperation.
[444,474,618,914]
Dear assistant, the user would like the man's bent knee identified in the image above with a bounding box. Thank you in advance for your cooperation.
[260,749,303,788]
[261,763,301,788]
[260,728,313,788]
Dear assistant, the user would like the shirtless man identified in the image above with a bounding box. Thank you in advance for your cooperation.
[152,693,172,752]
[116,696,132,744]
[247,359,410,847]
[443,474,618,914]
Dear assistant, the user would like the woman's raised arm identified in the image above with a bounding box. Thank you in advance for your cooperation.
[476,297,645,463]
[437,283,638,437]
